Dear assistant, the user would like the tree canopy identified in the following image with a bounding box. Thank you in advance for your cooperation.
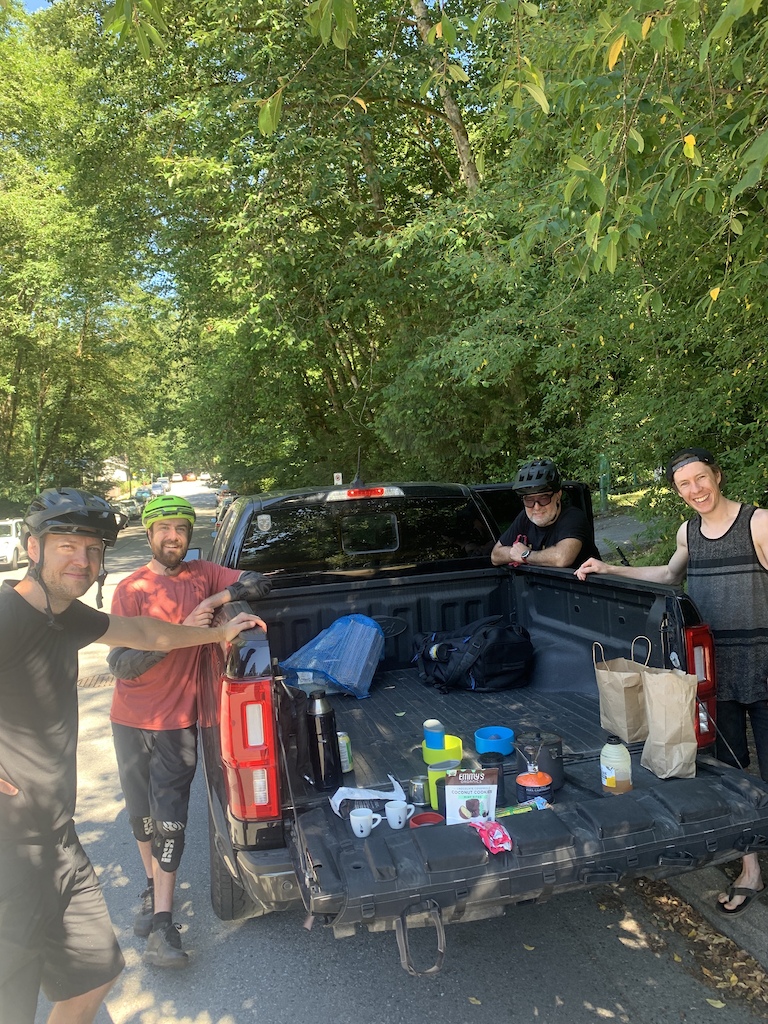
[2,0,768,516]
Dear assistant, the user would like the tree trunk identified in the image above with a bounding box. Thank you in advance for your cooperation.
[410,0,480,192]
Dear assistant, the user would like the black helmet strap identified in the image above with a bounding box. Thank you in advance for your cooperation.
[26,539,62,630]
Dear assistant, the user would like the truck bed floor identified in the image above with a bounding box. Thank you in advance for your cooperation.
[330,667,603,793]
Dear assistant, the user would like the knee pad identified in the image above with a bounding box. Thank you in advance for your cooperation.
[151,820,186,873]
[130,815,153,843]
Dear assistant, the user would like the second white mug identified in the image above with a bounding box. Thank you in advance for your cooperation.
[385,800,416,829]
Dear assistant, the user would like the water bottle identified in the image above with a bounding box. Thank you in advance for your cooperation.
[307,690,343,791]
[427,643,451,662]
[600,735,633,795]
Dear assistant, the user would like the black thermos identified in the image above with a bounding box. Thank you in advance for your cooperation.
[307,690,343,791]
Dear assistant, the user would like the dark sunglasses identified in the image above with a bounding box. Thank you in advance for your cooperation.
[522,492,555,508]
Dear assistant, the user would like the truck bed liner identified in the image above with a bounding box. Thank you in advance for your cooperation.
[330,666,604,793]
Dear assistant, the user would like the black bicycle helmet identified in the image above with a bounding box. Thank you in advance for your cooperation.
[22,488,120,548]
[22,488,119,622]
[512,459,562,494]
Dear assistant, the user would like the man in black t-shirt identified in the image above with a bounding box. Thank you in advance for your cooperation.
[491,459,599,570]
[0,489,262,1024]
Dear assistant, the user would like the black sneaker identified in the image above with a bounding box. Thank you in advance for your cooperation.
[133,886,154,938]
[143,922,189,968]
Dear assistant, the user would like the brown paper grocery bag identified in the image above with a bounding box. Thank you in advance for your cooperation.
[640,666,698,779]
[592,638,651,744]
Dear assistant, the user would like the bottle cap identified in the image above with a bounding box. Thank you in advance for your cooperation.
[606,735,621,744]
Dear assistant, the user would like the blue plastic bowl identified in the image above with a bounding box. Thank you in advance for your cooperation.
[474,726,515,756]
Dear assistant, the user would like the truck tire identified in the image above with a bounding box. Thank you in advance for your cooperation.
[208,808,263,921]
[11,549,18,571]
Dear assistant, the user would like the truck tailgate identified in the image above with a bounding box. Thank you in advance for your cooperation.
[287,670,768,934]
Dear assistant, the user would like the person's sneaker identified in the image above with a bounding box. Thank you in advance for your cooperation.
[143,922,189,968]
[133,886,154,938]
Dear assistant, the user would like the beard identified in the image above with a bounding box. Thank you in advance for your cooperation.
[152,540,187,570]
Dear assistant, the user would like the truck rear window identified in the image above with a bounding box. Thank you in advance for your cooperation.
[237,496,495,574]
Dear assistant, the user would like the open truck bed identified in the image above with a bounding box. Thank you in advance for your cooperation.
[287,665,768,968]
[200,482,768,974]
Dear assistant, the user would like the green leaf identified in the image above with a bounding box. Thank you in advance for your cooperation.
[522,82,550,115]
[731,162,762,201]
[585,174,606,208]
[441,15,458,47]
[628,127,644,153]
[606,239,618,273]
[742,129,768,168]
[332,26,351,49]
[585,211,601,249]
[669,19,684,52]
[135,22,150,58]
[567,154,591,172]
[448,64,470,83]
[564,175,583,205]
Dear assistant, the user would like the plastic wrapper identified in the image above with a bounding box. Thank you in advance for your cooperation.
[468,819,513,854]
[330,775,407,819]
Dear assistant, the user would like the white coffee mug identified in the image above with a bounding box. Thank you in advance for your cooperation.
[385,800,416,830]
[349,807,383,838]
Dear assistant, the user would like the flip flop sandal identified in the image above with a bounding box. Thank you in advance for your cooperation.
[716,885,768,917]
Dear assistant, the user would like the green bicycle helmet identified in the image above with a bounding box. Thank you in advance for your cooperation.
[142,495,197,531]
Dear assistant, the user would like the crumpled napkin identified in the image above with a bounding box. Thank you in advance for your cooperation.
[330,775,406,818]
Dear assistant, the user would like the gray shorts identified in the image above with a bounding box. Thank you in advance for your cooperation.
[111,723,198,827]
[0,822,124,1024]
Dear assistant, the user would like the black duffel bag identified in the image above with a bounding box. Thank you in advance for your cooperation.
[413,615,534,693]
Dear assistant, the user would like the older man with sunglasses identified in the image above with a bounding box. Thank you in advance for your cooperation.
[491,459,599,570]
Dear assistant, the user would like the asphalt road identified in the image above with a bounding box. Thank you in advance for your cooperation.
[4,485,765,1023]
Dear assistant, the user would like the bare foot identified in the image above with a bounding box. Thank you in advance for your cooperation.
[717,854,763,912]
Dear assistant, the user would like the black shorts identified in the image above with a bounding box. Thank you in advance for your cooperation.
[0,822,124,1024]
[111,723,198,828]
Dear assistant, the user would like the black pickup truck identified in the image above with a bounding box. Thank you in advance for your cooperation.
[199,480,768,974]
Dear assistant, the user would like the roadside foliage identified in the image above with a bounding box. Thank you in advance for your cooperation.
[2,0,768,514]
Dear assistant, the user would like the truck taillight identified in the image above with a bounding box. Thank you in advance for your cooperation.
[220,676,281,820]
[685,624,716,749]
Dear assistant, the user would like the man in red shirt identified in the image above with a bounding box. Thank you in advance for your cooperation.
[107,495,270,967]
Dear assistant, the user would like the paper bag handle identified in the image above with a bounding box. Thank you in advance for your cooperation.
[592,637,652,667]
[631,635,652,666]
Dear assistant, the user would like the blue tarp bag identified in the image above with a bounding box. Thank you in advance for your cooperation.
[280,614,385,699]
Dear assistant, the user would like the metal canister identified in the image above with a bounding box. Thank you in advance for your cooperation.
[515,731,564,790]
[515,770,554,805]
[337,731,353,773]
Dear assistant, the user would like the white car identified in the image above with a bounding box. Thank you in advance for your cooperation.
[199,471,212,483]
[0,519,27,571]
[171,472,183,483]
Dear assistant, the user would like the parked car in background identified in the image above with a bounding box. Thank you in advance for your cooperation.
[112,506,129,531]
[117,498,142,521]
[0,519,26,571]
[134,487,152,507]
[199,471,212,483]
[157,477,171,493]
[171,472,184,483]
[150,481,165,497]
[185,471,197,481]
